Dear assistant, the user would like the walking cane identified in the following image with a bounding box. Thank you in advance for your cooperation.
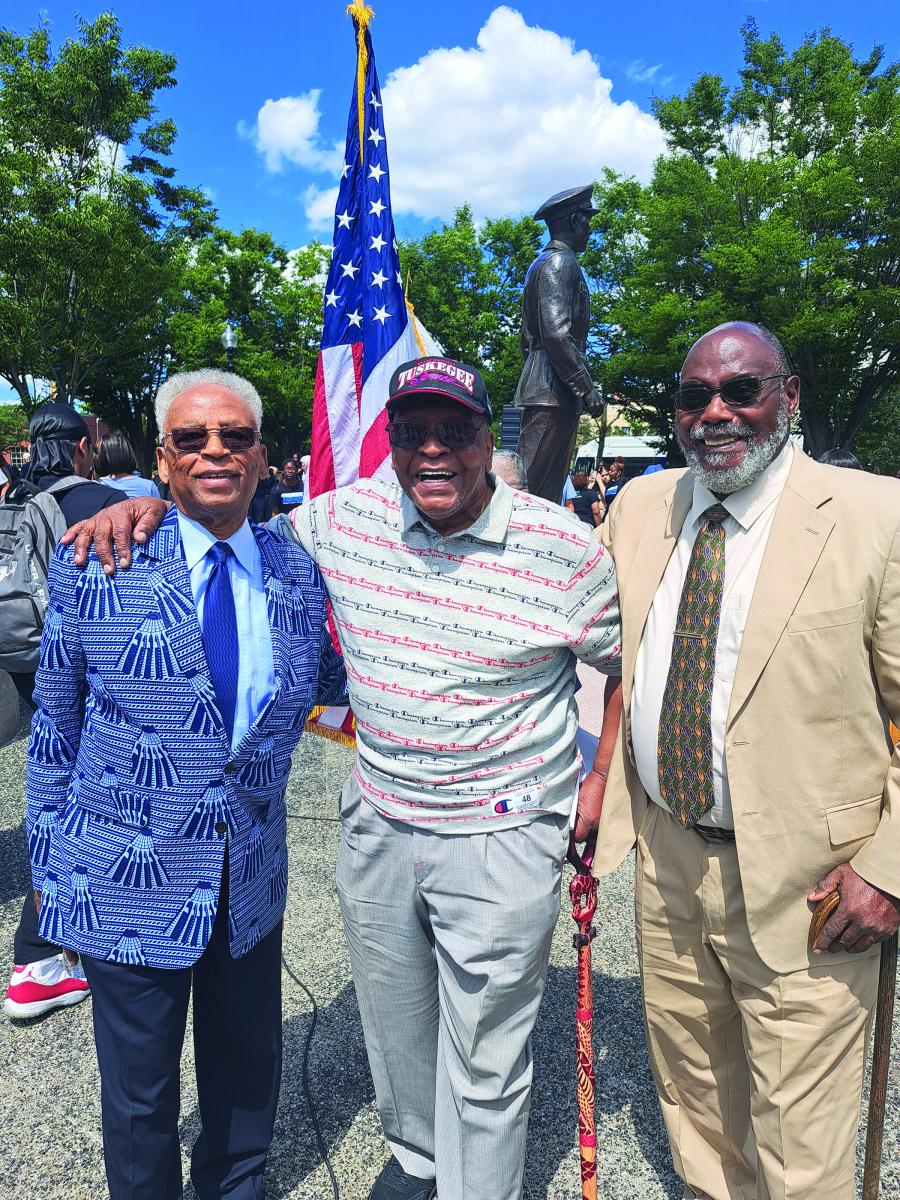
[862,931,897,1200]
[812,897,897,1199]
[568,838,599,1200]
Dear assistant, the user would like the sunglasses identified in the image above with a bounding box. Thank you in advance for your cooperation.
[673,374,790,413]
[387,419,486,451]
[162,426,260,454]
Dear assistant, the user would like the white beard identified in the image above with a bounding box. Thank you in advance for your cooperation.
[682,404,791,495]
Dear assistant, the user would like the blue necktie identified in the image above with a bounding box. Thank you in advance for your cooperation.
[201,542,239,743]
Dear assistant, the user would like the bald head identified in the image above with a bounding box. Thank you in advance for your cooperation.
[676,322,800,495]
[683,322,792,379]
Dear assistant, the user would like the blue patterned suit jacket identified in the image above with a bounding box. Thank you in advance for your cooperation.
[25,506,347,969]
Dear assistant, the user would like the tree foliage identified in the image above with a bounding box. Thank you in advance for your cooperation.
[585,22,900,459]
[166,229,329,462]
[399,206,543,411]
[853,390,900,475]
[0,403,27,451]
[0,14,212,413]
[0,15,329,472]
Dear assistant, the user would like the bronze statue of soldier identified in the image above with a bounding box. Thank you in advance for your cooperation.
[514,185,605,502]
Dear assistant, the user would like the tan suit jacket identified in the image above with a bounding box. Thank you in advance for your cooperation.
[594,449,900,973]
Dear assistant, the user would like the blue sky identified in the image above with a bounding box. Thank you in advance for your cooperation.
[4,0,898,251]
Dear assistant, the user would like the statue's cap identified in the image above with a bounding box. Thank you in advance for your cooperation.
[534,184,598,223]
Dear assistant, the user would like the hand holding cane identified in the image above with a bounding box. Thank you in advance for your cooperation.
[811,891,897,1200]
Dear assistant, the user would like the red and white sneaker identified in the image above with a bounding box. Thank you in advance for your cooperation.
[4,953,90,1019]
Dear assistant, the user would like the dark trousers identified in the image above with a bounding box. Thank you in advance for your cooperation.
[13,891,61,964]
[81,893,283,1200]
[11,671,62,966]
[516,405,581,503]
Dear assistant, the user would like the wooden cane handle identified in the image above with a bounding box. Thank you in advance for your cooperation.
[810,890,841,945]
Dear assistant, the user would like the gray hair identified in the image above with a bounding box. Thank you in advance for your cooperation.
[491,449,529,490]
[155,369,263,436]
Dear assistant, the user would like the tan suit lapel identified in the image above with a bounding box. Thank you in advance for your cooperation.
[621,472,694,747]
[727,452,835,727]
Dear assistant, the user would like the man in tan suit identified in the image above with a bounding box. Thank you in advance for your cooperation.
[580,321,900,1200]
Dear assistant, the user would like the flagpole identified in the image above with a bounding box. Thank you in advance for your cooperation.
[346,3,375,162]
[403,270,428,356]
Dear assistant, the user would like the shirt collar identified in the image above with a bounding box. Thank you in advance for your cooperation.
[689,439,794,534]
[176,509,258,575]
[399,474,513,545]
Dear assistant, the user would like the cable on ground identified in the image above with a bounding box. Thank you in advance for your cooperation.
[281,806,343,1200]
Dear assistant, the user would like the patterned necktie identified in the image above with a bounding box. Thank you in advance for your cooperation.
[201,542,239,743]
[657,503,730,828]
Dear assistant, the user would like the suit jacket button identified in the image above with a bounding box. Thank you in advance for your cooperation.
[214,821,228,835]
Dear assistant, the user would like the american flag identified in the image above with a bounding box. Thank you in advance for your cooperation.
[307,4,440,499]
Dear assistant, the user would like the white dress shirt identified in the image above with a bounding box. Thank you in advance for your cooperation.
[631,441,794,827]
[177,511,276,750]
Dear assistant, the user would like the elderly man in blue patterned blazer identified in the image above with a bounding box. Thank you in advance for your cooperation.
[25,370,347,1200]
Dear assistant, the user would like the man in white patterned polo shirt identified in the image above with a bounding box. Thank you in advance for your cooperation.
[65,357,623,1200]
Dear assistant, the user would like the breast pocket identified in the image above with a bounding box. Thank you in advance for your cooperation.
[714,593,747,683]
[788,600,864,634]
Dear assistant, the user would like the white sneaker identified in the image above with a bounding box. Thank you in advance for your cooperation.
[4,952,90,1019]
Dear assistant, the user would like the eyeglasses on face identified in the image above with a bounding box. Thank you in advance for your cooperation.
[161,426,260,454]
[387,419,486,451]
[673,374,791,413]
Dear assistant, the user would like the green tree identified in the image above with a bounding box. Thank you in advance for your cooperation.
[853,390,900,475]
[166,228,329,463]
[585,22,900,459]
[0,14,211,414]
[0,402,27,451]
[399,206,543,411]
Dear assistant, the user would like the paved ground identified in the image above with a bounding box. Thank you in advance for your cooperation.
[0,706,897,1199]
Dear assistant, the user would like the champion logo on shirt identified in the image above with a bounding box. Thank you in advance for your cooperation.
[494,790,543,816]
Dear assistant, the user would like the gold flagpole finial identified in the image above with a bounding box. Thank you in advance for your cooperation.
[346,3,375,163]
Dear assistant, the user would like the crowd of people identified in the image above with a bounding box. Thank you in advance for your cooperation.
[0,321,898,1200]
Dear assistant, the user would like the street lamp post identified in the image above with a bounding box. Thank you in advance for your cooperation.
[221,321,238,372]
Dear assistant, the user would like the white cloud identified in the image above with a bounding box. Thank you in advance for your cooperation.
[302,183,339,230]
[379,8,666,221]
[625,59,663,84]
[238,91,342,174]
[244,7,666,227]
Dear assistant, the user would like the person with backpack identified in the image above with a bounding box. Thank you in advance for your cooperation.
[3,402,125,1020]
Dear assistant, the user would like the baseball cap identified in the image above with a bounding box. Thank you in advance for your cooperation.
[387,357,492,420]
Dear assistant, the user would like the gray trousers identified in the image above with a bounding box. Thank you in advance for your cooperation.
[336,775,568,1200]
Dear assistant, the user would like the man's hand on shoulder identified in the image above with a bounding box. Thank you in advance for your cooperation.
[808,862,900,954]
[60,497,169,573]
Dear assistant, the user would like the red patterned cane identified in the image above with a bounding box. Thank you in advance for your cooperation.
[569,840,598,1200]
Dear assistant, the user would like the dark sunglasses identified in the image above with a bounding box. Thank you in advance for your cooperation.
[162,426,260,454]
[673,374,790,413]
[387,419,486,451]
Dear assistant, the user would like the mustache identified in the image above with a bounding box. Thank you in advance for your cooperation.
[688,420,754,442]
